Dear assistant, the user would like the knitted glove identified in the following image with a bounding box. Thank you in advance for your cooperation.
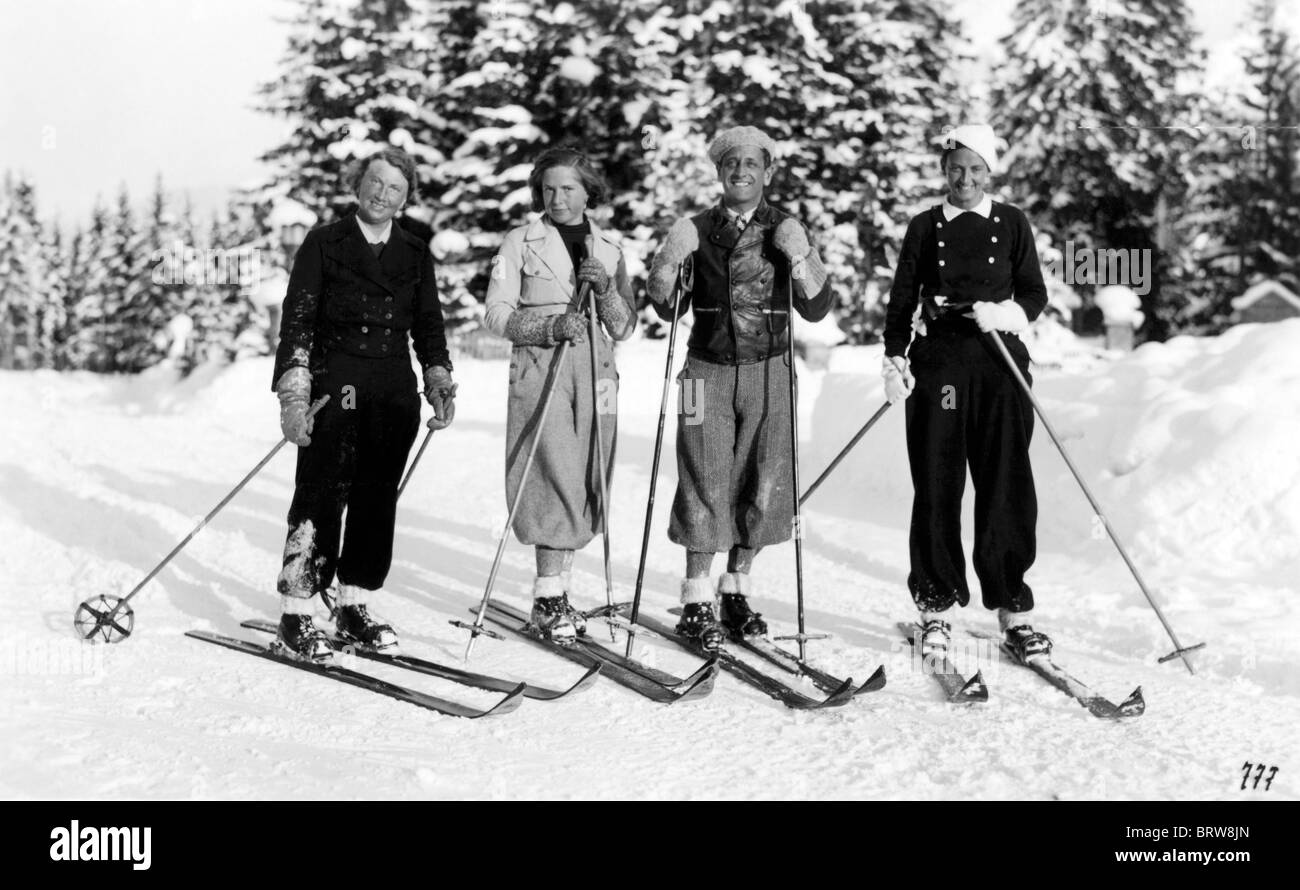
[551,313,587,344]
[576,257,611,294]
[773,218,811,260]
[503,311,555,346]
[275,366,314,446]
[774,218,829,293]
[423,365,457,430]
[882,355,915,404]
[594,287,633,338]
[971,300,1029,334]
[647,218,699,304]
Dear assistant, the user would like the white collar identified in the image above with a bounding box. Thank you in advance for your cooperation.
[942,194,993,221]
[724,204,756,227]
[355,214,393,245]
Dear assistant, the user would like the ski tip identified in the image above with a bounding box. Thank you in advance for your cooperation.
[672,662,717,703]
[475,682,528,718]
[673,654,722,691]
[566,662,603,695]
[824,675,857,706]
[954,669,989,703]
[856,664,887,694]
[1117,685,1146,718]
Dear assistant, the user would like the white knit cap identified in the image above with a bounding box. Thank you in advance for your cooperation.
[939,124,1000,174]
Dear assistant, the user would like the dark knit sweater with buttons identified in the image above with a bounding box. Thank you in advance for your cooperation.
[884,201,1047,358]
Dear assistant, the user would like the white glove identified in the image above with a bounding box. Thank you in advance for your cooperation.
[970,300,1029,334]
[882,355,914,404]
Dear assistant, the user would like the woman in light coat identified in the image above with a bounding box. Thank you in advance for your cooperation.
[484,147,635,642]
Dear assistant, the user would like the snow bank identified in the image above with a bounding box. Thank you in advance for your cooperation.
[809,320,1300,585]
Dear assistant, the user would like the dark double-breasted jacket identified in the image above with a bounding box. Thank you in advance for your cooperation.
[271,213,452,389]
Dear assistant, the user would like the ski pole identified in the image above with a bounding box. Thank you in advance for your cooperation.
[73,395,331,643]
[584,243,620,643]
[986,330,1204,675]
[799,401,891,506]
[321,384,468,619]
[397,382,459,497]
[626,256,691,658]
[458,338,574,661]
[771,272,828,662]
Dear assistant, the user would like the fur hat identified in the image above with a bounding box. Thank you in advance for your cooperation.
[939,124,1000,174]
[707,125,778,166]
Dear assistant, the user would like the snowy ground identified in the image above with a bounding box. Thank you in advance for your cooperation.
[2,321,1297,800]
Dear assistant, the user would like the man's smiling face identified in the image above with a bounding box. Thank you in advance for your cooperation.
[717,144,774,212]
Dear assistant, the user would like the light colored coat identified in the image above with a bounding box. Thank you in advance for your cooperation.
[484,216,631,338]
[486,215,631,551]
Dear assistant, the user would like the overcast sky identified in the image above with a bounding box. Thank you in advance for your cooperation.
[2,0,1295,227]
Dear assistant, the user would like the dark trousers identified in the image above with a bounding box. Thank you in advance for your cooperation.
[904,329,1037,612]
[277,351,420,597]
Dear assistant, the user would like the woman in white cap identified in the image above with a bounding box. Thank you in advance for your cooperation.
[881,124,1052,662]
[483,147,636,643]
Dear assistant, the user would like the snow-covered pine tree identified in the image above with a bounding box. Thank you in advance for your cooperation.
[422,0,655,333]
[628,0,968,340]
[1157,0,1299,333]
[0,173,54,369]
[991,0,1204,340]
[1238,0,1300,280]
[54,226,83,370]
[116,177,184,371]
[259,0,446,221]
[187,204,264,365]
[37,224,68,369]
[63,200,114,371]
[1166,87,1251,333]
[104,184,158,371]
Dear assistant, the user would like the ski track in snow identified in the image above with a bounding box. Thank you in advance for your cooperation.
[2,329,1297,800]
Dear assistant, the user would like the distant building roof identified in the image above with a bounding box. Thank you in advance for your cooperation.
[1231,280,1300,311]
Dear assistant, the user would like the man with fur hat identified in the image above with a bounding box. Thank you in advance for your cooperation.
[882,123,1051,663]
[645,125,834,651]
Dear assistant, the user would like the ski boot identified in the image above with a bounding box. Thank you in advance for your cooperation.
[530,596,580,644]
[1004,624,1052,663]
[335,604,399,652]
[676,602,726,652]
[275,613,335,662]
[558,592,588,637]
[718,573,767,638]
[527,576,581,644]
[918,617,952,660]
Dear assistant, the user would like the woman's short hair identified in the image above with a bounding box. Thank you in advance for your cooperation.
[528,147,608,212]
[348,148,418,199]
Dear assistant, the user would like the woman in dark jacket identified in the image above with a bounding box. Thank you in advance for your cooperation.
[882,124,1052,663]
[272,147,455,660]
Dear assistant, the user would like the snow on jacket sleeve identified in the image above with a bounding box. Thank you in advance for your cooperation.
[271,228,323,391]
